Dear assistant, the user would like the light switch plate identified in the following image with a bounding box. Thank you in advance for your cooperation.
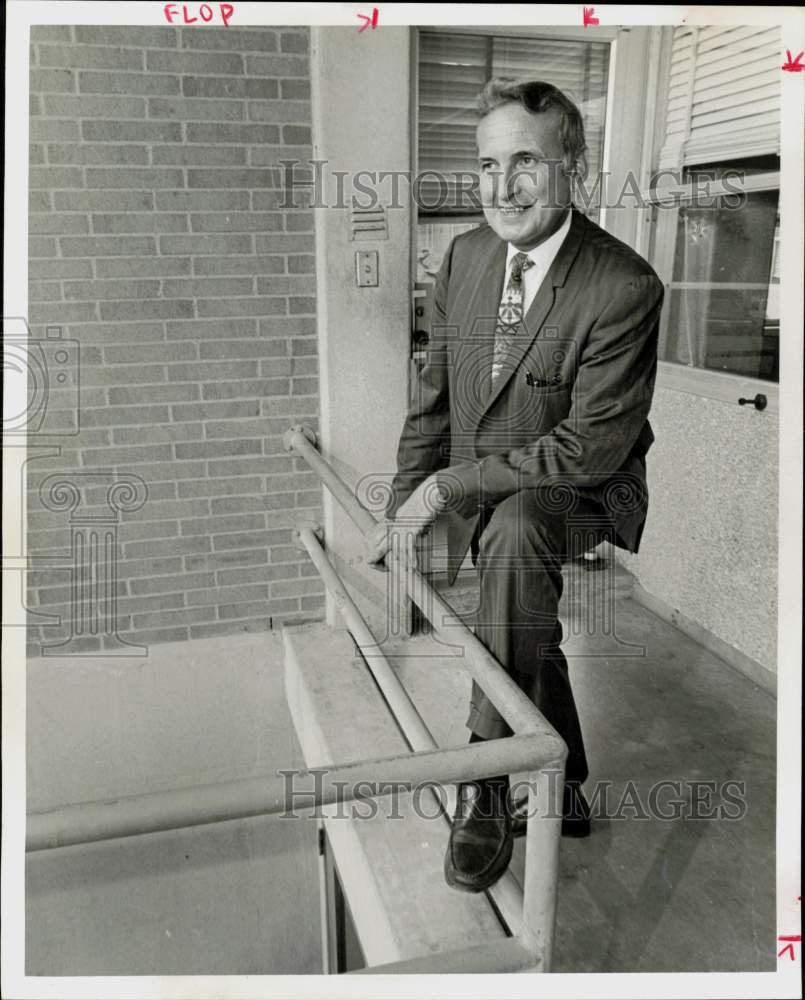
[355,250,379,287]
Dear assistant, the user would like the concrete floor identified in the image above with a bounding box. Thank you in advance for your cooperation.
[441,562,777,972]
[26,560,776,974]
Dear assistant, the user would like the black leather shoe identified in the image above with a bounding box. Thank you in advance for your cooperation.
[510,781,592,838]
[444,776,513,893]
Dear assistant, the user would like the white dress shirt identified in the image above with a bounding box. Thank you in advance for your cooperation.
[503,209,573,315]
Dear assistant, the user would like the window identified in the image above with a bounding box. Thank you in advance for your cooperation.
[413,28,611,355]
[648,26,781,385]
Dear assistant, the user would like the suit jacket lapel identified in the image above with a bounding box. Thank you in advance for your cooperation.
[478,208,588,418]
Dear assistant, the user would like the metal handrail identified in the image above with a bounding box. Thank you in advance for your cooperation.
[283,424,569,974]
[24,426,570,976]
[295,525,526,936]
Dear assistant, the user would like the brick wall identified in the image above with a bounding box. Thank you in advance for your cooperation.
[25,25,325,654]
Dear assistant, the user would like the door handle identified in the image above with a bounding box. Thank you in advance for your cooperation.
[738,394,767,411]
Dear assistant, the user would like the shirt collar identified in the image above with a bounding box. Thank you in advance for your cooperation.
[505,209,572,274]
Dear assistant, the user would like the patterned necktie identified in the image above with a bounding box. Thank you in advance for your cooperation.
[490,251,535,388]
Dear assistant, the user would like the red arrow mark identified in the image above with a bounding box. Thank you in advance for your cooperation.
[782,50,805,71]
[357,7,379,32]
[777,934,801,960]
[583,6,599,27]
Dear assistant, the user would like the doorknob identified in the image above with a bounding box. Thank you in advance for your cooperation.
[738,394,767,411]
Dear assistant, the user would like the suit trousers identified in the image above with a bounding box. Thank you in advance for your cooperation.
[465,488,616,785]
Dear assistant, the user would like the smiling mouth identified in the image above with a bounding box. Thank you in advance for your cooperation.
[499,205,531,216]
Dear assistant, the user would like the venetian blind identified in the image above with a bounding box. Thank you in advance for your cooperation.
[659,25,781,168]
[417,31,610,216]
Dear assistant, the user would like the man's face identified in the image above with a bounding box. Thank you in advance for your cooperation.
[476,102,572,250]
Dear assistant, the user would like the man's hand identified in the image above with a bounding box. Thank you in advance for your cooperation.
[365,475,446,566]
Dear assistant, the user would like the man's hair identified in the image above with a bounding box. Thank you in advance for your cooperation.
[475,77,588,179]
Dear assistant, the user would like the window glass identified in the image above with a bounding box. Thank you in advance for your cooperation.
[652,188,779,382]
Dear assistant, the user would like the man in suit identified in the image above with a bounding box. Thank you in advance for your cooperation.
[366,79,664,893]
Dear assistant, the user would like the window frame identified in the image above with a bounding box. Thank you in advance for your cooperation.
[637,26,781,407]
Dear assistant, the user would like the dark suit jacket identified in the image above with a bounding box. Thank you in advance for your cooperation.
[386,207,664,585]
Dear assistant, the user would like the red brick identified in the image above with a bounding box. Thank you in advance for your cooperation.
[189,618,271,639]
[148,97,245,121]
[181,513,265,536]
[75,27,178,47]
[81,364,166,387]
[184,549,268,572]
[255,232,313,253]
[160,233,252,255]
[61,235,156,256]
[167,361,259,382]
[181,28,278,52]
[189,212,283,232]
[30,119,79,141]
[28,281,62,303]
[96,256,191,278]
[29,167,83,189]
[285,212,314,232]
[69,321,165,344]
[146,50,243,74]
[193,254,284,276]
[162,277,254,298]
[103,342,197,364]
[131,572,215,594]
[132,606,214,630]
[259,317,315,338]
[79,71,180,96]
[43,95,146,117]
[55,190,155,211]
[82,405,170,426]
[165,318,257,339]
[38,45,144,70]
[197,297,286,318]
[178,476,263,499]
[245,54,307,77]
[123,535,210,559]
[29,191,52,212]
[157,190,250,212]
[109,383,199,405]
[255,275,310,295]
[64,279,160,301]
[30,68,77,93]
[82,443,173,466]
[82,120,181,142]
[29,213,89,236]
[28,302,99,324]
[201,377,291,399]
[172,400,259,421]
[280,32,309,54]
[153,145,247,166]
[281,80,310,101]
[28,237,58,257]
[91,213,188,233]
[99,299,193,321]
[199,339,287,359]
[187,169,281,189]
[248,100,311,124]
[31,26,73,42]
[85,167,185,189]
[287,254,315,274]
[185,122,279,144]
[49,144,149,166]
[183,76,278,99]
[175,439,263,460]
[29,259,93,280]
